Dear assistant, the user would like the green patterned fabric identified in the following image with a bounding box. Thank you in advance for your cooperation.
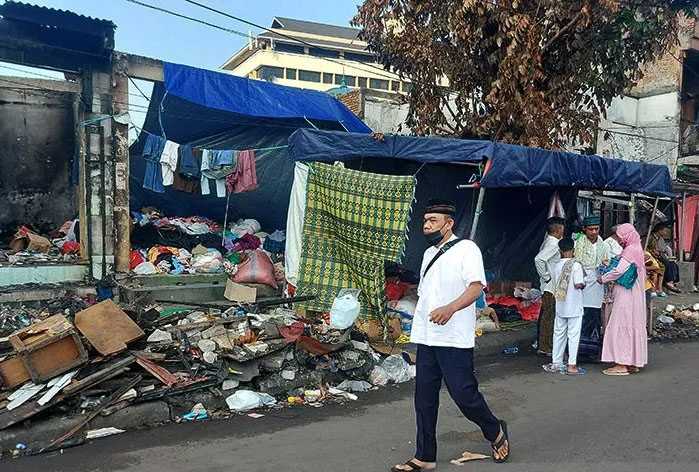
[297,163,416,320]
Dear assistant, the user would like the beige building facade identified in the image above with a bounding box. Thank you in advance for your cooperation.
[221,17,408,94]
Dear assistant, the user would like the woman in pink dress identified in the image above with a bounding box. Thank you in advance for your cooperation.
[598,224,648,375]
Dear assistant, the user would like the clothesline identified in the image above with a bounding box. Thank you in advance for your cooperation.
[131,126,289,154]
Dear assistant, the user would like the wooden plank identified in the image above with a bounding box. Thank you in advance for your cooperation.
[0,357,31,390]
[74,300,144,356]
[120,52,163,82]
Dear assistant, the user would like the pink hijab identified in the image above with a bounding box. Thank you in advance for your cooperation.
[616,223,646,280]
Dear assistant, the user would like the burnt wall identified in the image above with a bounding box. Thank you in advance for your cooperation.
[0,83,76,241]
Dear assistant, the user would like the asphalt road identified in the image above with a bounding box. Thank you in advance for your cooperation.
[7,341,699,472]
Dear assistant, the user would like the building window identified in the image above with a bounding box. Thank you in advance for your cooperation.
[299,70,321,83]
[286,68,298,80]
[369,78,389,90]
[401,82,412,93]
[344,52,376,63]
[274,42,305,55]
[309,47,340,59]
[358,77,367,88]
[391,81,400,92]
[323,72,334,84]
[258,66,284,81]
[335,74,356,86]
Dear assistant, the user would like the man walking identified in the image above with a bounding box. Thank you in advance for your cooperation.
[392,199,510,472]
[574,215,609,360]
[534,217,565,355]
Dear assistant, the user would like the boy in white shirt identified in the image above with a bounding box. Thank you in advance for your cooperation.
[543,238,586,375]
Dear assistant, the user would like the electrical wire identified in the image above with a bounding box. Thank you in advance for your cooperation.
[121,0,400,82]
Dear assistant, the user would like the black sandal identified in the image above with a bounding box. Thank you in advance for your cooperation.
[390,459,434,471]
[491,420,510,463]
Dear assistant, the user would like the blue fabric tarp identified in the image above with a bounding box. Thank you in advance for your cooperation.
[163,62,370,133]
[288,129,674,197]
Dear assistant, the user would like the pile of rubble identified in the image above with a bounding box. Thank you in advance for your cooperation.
[652,303,699,342]
[0,295,413,456]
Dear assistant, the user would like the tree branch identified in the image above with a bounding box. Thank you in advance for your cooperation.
[543,10,584,51]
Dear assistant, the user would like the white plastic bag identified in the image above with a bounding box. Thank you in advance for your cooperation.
[133,262,157,275]
[225,390,277,412]
[191,249,223,273]
[382,354,414,383]
[330,288,361,329]
[369,366,389,387]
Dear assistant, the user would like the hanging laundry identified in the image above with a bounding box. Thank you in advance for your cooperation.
[142,134,166,193]
[226,150,258,193]
[200,149,228,198]
[160,140,180,186]
[178,144,201,178]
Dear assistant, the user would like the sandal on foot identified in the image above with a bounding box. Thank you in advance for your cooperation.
[390,460,434,471]
[566,367,586,376]
[542,363,564,374]
[602,368,629,376]
[491,420,510,463]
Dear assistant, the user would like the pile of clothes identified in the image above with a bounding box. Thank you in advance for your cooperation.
[129,209,287,282]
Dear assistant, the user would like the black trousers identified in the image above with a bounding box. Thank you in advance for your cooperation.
[415,344,501,462]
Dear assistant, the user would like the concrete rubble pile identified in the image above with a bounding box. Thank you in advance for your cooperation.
[652,303,699,341]
[0,294,414,457]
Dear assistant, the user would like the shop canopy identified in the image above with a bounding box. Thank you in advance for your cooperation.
[288,129,674,197]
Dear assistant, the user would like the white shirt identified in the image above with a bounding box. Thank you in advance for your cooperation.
[575,237,609,309]
[160,140,179,186]
[534,234,561,293]
[551,258,584,318]
[410,236,487,349]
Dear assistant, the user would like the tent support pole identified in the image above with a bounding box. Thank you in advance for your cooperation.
[629,194,636,225]
[644,196,661,251]
[469,187,486,240]
[680,191,687,262]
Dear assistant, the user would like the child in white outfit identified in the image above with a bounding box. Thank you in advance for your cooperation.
[543,238,586,375]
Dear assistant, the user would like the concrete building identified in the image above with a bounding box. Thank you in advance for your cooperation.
[221,17,409,94]
[596,17,699,179]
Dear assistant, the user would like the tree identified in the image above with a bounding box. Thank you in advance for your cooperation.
[353,1,697,148]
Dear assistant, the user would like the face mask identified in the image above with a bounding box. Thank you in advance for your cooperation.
[425,224,447,246]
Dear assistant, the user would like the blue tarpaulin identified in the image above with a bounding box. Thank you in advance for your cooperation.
[288,129,674,197]
[163,62,370,133]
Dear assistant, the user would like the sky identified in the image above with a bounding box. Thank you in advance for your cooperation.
[0,0,365,133]
[25,0,365,69]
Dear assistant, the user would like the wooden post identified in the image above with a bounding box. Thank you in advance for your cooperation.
[644,196,660,251]
[112,61,131,273]
[469,187,486,240]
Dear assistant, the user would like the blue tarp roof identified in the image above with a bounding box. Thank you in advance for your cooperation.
[288,129,674,197]
[163,62,371,133]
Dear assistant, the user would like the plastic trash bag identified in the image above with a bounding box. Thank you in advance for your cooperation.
[191,249,223,273]
[225,390,277,412]
[336,380,373,392]
[381,354,414,383]
[133,262,157,275]
[330,288,361,329]
[369,365,390,387]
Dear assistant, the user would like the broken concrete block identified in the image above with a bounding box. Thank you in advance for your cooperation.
[256,370,323,396]
[222,379,240,390]
[201,325,226,340]
[281,370,296,380]
[197,339,217,353]
[260,350,287,372]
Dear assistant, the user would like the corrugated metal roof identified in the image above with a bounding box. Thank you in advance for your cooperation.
[271,17,359,40]
[0,1,116,34]
[259,31,371,54]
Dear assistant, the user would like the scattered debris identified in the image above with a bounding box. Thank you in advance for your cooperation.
[85,427,126,440]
